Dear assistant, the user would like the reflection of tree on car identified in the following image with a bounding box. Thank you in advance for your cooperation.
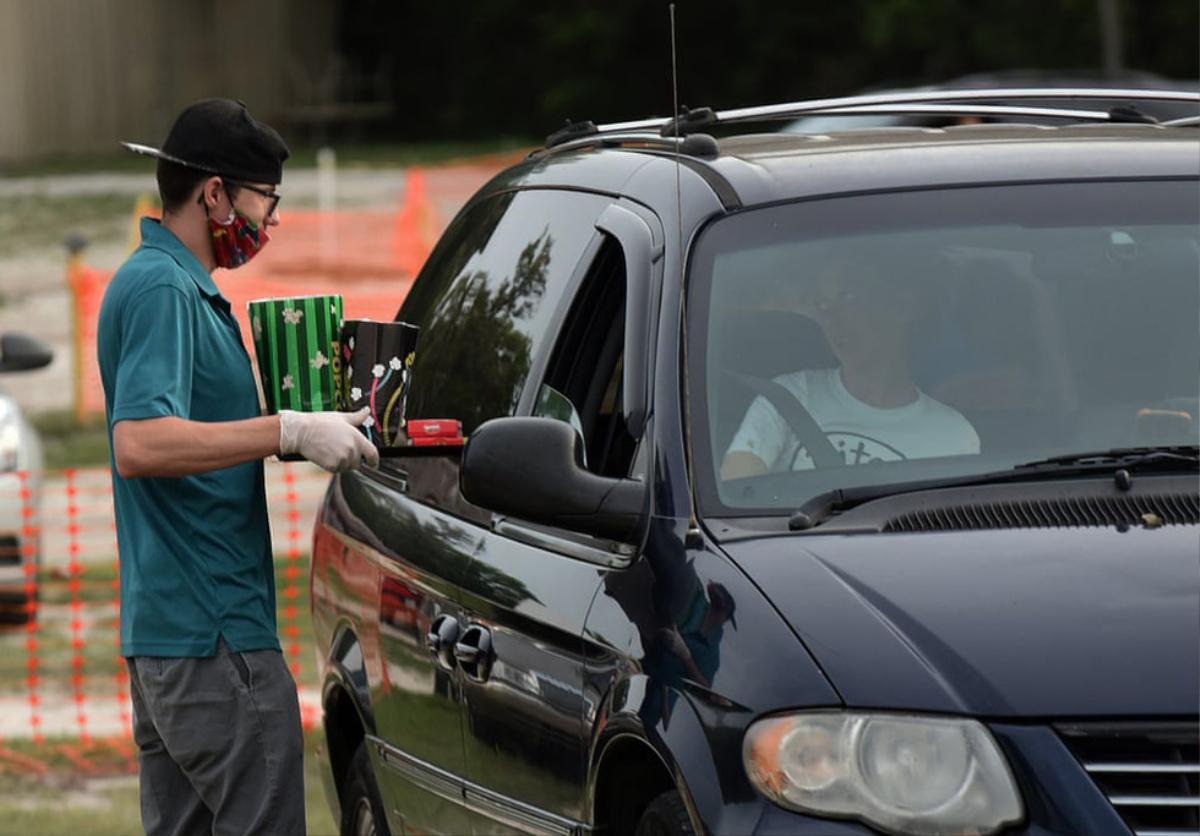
[406,228,552,435]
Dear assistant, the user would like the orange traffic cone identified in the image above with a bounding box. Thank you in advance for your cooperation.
[393,169,437,279]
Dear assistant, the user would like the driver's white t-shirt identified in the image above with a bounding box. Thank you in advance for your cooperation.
[726,368,980,470]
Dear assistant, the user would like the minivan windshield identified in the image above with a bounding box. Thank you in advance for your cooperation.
[688,179,1199,514]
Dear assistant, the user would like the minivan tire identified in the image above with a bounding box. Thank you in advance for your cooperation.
[635,789,695,836]
[341,741,391,836]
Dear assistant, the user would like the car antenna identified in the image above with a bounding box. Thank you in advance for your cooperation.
[668,3,702,545]
[669,1,682,248]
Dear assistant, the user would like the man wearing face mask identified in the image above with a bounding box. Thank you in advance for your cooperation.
[98,99,376,835]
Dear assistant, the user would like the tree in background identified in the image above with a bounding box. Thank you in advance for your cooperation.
[336,0,1197,141]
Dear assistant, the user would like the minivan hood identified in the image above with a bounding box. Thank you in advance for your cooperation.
[725,524,1199,717]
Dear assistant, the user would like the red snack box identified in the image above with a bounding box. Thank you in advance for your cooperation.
[407,419,463,439]
[410,436,465,447]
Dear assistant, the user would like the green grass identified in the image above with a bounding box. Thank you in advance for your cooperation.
[0,549,577,832]
[0,194,138,257]
[0,734,137,775]
[0,776,142,835]
[0,553,339,833]
[0,730,337,835]
[0,137,534,260]
[0,615,123,682]
[0,138,535,179]
[0,556,319,684]
[29,410,111,471]
[275,553,319,679]
[0,561,121,680]
[35,555,119,604]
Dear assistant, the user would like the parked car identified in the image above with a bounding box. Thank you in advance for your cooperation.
[0,334,52,625]
[311,89,1200,836]
[779,70,1200,133]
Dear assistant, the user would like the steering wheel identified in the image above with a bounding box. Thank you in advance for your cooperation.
[725,371,842,469]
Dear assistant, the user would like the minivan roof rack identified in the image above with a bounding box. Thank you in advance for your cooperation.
[544,88,1200,149]
[542,130,720,158]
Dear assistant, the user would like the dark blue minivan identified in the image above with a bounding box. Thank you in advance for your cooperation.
[312,90,1200,836]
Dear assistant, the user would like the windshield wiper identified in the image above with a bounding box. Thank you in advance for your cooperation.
[1012,446,1198,471]
[788,445,1199,531]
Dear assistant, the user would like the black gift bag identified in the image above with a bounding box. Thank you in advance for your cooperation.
[340,320,421,450]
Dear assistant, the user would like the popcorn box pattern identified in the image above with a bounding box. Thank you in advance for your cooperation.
[248,295,345,413]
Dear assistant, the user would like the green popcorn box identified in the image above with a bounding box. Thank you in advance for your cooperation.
[248,294,345,414]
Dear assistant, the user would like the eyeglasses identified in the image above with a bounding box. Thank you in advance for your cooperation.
[224,178,282,215]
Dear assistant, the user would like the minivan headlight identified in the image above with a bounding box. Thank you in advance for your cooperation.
[743,712,1023,835]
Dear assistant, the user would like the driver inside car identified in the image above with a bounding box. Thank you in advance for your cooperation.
[720,247,980,479]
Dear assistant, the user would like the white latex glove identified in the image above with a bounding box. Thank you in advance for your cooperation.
[278,407,380,472]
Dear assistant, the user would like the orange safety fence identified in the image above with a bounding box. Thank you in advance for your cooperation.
[68,167,448,421]
[0,461,331,769]
[0,156,524,768]
[67,153,527,420]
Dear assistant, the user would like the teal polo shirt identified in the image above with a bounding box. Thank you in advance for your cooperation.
[98,218,279,657]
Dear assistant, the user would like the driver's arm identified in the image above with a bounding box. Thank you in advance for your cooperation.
[722,391,790,480]
[721,451,769,480]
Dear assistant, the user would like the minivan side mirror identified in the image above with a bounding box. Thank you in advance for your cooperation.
[461,417,647,544]
[0,333,53,373]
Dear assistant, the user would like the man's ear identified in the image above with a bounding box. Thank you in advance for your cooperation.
[198,176,225,210]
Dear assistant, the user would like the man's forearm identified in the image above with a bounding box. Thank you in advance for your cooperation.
[720,451,769,480]
[113,415,282,478]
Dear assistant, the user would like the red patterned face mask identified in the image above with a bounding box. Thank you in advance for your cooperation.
[209,207,269,269]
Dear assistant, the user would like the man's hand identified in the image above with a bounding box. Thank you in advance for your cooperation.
[657,626,694,663]
[278,408,380,472]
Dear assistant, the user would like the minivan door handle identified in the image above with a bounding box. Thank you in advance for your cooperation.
[453,625,493,681]
[425,615,460,671]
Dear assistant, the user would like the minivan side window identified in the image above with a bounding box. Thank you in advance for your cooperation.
[535,235,637,478]
[398,189,612,435]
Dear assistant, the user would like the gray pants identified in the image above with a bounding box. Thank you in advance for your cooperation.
[127,638,306,836]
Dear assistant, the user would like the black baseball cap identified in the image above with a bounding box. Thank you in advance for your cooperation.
[122,98,290,185]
